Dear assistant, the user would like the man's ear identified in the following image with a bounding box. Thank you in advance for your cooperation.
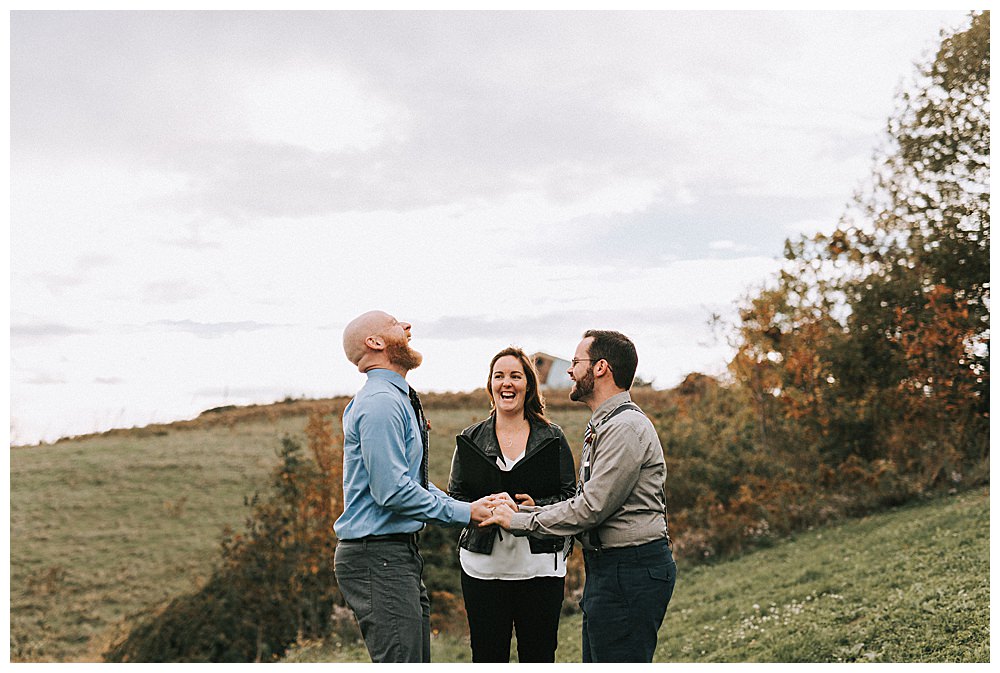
[593,359,610,378]
[365,335,385,351]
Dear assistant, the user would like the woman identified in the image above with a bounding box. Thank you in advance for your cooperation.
[448,346,577,663]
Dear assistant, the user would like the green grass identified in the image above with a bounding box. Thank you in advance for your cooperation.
[10,416,308,661]
[10,398,986,663]
[285,486,990,663]
[655,486,989,663]
[284,631,477,663]
[9,400,591,662]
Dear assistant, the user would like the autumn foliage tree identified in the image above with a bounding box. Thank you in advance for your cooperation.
[729,11,988,507]
[660,13,990,561]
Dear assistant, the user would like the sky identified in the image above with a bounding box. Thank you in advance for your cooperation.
[9,9,973,445]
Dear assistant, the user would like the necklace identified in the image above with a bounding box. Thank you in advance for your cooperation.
[497,423,528,453]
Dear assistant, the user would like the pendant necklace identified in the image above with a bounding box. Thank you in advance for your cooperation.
[499,426,525,453]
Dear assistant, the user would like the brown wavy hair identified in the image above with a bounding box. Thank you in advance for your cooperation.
[486,346,547,425]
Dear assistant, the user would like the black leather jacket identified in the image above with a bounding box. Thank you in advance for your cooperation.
[448,416,577,555]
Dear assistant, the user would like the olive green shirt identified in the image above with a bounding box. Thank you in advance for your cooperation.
[509,391,668,548]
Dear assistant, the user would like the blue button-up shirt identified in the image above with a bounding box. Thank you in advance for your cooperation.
[333,368,471,539]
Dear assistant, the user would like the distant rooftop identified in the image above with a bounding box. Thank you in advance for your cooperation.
[532,352,572,389]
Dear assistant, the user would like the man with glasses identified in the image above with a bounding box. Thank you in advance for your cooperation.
[481,329,676,662]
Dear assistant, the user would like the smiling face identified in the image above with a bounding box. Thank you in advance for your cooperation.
[343,310,422,372]
[568,337,596,403]
[489,354,529,416]
[486,347,548,424]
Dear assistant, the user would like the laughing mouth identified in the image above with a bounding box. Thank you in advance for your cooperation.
[500,392,516,400]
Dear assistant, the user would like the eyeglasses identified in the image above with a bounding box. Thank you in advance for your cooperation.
[570,357,614,372]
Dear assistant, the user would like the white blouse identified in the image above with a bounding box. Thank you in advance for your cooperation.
[459,449,568,580]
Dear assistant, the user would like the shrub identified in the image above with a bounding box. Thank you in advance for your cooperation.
[105,409,349,662]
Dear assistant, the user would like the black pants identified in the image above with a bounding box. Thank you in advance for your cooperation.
[461,571,565,662]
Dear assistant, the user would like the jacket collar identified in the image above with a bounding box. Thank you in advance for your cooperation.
[462,415,559,460]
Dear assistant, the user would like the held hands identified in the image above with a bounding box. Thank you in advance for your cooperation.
[489,492,518,510]
[468,493,519,528]
[479,502,516,529]
[469,496,495,524]
[469,494,517,523]
[515,493,535,507]
[477,492,518,529]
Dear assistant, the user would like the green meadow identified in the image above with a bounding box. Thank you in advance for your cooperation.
[9,399,589,662]
[288,485,990,663]
[9,400,988,662]
[11,415,307,661]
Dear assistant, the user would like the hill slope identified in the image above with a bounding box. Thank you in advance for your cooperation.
[10,414,310,661]
[288,486,989,663]
[9,397,590,662]
[10,397,986,662]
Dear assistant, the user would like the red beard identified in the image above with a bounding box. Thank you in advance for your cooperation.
[386,338,423,372]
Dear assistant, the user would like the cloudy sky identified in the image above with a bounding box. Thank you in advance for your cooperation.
[10,10,971,445]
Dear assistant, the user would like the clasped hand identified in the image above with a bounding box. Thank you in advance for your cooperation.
[469,492,520,528]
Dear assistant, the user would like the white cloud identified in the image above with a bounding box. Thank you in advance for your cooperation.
[10,321,92,344]
[9,10,973,444]
[241,65,411,153]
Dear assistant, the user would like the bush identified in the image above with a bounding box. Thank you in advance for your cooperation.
[105,409,349,662]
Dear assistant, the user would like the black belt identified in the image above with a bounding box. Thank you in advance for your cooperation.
[582,535,671,555]
[339,533,418,544]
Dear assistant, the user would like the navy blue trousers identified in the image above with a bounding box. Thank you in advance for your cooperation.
[581,538,676,662]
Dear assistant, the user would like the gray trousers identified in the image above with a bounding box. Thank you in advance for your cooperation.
[334,538,431,663]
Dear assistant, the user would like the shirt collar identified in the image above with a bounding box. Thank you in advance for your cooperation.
[590,391,633,426]
[365,368,410,394]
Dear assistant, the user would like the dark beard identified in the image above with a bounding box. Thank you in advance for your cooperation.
[386,338,423,372]
[569,366,595,402]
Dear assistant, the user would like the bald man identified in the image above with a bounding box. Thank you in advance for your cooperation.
[333,311,495,663]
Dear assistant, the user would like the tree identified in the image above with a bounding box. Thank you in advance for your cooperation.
[843,9,989,407]
[731,11,989,497]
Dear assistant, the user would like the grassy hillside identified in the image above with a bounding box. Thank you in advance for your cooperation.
[10,395,986,662]
[286,486,990,663]
[10,415,306,661]
[9,396,590,662]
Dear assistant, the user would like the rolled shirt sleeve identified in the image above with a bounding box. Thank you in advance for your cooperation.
[509,422,642,537]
